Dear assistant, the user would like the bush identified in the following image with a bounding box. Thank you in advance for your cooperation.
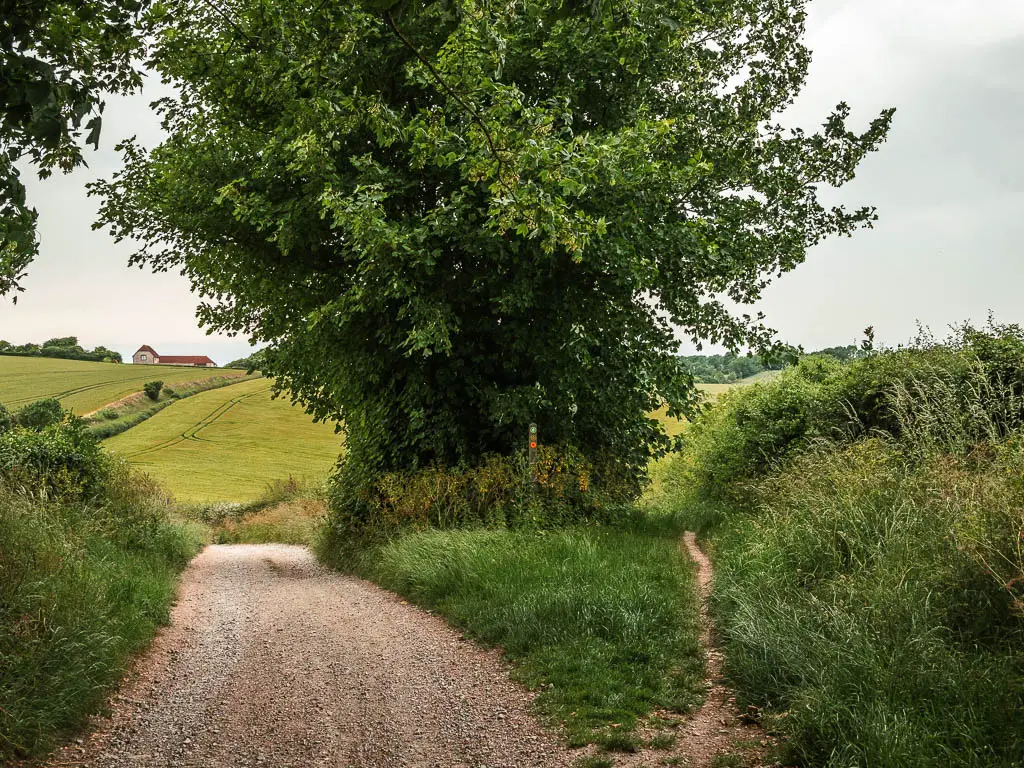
[319,447,630,569]
[0,403,13,434]
[0,417,107,499]
[142,380,164,401]
[665,324,1024,507]
[15,398,64,430]
[0,396,202,761]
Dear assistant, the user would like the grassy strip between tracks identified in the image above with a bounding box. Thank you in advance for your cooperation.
[356,514,704,750]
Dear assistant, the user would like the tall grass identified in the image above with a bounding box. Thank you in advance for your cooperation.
[712,442,1024,767]
[662,325,1024,767]
[369,520,704,747]
[0,466,202,760]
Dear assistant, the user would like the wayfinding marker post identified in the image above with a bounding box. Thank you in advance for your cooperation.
[528,423,538,483]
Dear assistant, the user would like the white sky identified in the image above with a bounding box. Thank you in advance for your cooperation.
[3,0,1024,362]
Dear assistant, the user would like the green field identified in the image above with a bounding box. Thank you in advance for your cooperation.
[0,356,248,415]
[103,378,342,502]
[652,380,754,437]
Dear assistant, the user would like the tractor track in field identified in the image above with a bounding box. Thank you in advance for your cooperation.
[6,374,163,407]
[41,545,575,768]
[123,383,274,459]
[5,371,248,410]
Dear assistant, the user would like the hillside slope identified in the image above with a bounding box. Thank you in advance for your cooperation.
[103,378,342,502]
[653,378,771,438]
[0,356,248,414]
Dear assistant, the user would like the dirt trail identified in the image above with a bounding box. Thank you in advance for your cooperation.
[671,532,769,765]
[613,532,771,768]
[44,545,573,768]
[43,537,771,768]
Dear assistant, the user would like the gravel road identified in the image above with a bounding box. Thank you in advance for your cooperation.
[45,544,573,768]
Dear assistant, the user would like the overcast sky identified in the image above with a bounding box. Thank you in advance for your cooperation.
[3,0,1024,364]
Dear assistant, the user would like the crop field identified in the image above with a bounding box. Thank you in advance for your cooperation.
[0,356,248,415]
[103,378,343,502]
[652,380,752,437]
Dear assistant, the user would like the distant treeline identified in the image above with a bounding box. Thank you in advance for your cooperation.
[0,337,122,363]
[682,344,864,383]
[225,351,264,370]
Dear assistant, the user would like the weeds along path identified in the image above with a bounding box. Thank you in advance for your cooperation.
[123,383,273,459]
[43,544,573,768]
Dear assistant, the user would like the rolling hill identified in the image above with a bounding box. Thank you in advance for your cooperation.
[103,377,343,502]
[653,379,766,437]
[0,356,248,415]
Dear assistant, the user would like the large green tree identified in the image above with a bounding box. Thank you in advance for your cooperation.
[0,0,148,296]
[96,0,893,494]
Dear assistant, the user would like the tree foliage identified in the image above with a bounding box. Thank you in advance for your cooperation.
[95,0,893,497]
[681,344,866,383]
[142,379,163,401]
[0,0,147,296]
[225,350,265,371]
[14,396,63,430]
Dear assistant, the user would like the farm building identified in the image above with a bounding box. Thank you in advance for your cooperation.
[132,345,217,367]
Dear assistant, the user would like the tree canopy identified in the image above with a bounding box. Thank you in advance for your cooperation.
[95,0,893,495]
[0,0,147,296]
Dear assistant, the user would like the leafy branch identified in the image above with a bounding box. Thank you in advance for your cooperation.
[382,10,513,194]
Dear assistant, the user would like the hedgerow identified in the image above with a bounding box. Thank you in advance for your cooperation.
[0,399,201,761]
[662,322,1024,767]
[318,445,634,570]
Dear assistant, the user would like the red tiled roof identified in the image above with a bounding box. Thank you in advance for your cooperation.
[135,345,158,355]
[157,355,217,366]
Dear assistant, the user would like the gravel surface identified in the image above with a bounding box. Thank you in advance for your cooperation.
[44,544,574,768]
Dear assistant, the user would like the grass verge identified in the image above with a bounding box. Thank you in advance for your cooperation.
[360,515,704,747]
[694,442,1024,768]
[0,474,204,760]
[659,330,1024,767]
